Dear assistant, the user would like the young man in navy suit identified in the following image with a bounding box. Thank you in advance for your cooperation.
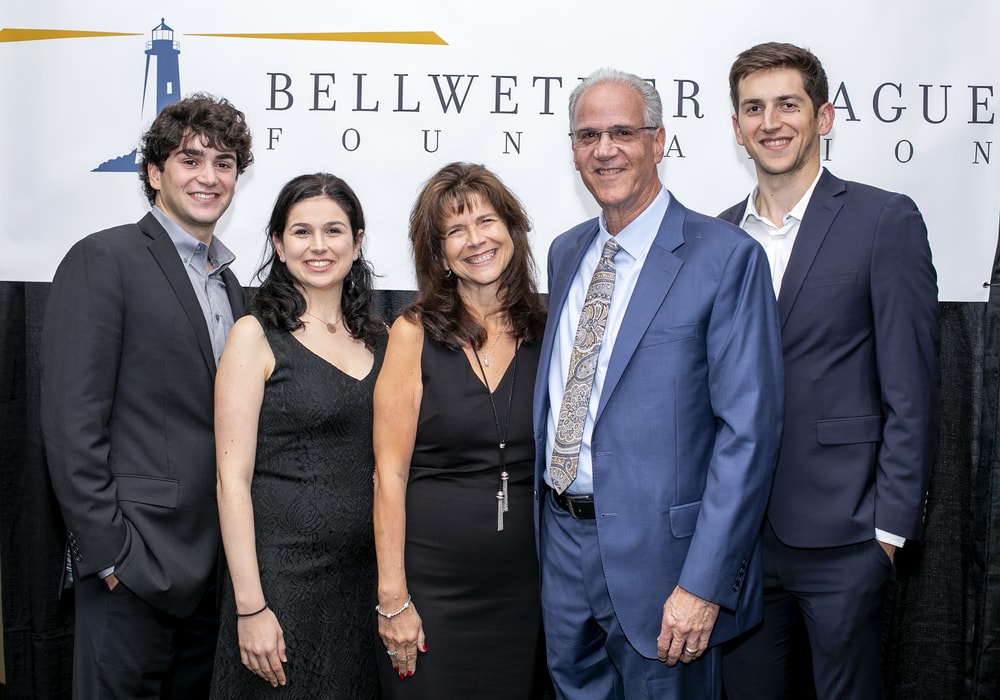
[533,67,784,699]
[719,43,940,700]
[41,94,253,698]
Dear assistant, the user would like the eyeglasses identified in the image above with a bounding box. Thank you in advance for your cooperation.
[569,126,658,147]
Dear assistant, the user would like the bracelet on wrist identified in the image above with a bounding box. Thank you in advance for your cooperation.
[375,595,412,619]
[236,603,268,619]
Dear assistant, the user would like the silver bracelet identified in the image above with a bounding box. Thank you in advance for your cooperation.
[375,595,412,619]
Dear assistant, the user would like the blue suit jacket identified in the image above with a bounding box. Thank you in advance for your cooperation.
[719,169,940,547]
[533,193,784,657]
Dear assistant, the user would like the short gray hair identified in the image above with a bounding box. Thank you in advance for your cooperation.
[568,68,663,130]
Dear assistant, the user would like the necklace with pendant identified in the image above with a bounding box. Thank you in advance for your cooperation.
[473,342,518,532]
[482,329,504,367]
[303,310,343,334]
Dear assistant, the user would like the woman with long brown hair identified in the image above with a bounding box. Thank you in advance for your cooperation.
[372,163,550,698]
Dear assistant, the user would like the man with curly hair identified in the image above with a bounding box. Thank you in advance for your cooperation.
[41,94,254,698]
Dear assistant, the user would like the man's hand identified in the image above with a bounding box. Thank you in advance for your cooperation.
[878,540,897,564]
[656,585,719,666]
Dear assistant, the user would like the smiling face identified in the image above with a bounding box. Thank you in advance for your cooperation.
[732,67,834,187]
[274,195,361,295]
[441,193,514,297]
[572,81,665,234]
[146,131,238,243]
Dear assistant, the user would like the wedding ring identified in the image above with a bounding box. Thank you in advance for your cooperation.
[684,646,699,654]
[386,650,398,656]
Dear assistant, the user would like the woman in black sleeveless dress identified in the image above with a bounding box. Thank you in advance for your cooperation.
[213,173,385,698]
[373,163,551,698]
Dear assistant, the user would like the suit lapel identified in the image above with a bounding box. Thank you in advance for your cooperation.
[776,170,845,328]
[597,201,685,421]
[222,268,245,318]
[139,213,219,375]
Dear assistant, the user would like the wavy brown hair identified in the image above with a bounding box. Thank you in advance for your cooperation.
[405,162,545,350]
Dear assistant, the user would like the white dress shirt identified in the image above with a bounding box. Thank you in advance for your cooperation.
[738,169,822,298]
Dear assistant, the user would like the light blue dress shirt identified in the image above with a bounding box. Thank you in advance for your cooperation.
[152,206,237,366]
[545,188,670,495]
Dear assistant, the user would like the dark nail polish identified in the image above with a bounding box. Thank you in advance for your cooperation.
[407,670,413,677]
[399,673,406,680]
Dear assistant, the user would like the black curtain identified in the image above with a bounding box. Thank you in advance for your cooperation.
[1,283,73,699]
[884,301,979,699]
[3,276,999,699]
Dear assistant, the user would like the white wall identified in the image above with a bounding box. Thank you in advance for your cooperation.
[1,1,997,300]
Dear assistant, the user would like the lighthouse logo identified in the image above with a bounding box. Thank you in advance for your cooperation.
[0,20,447,173]
[93,18,180,173]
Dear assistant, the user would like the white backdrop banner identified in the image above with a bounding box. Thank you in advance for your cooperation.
[2,1,997,301]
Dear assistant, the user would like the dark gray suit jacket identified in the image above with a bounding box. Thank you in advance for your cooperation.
[41,212,244,617]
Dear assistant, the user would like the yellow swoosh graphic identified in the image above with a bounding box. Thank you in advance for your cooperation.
[0,28,142,42]
[186,31,447,45]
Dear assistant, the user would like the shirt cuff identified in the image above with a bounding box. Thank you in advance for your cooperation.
[98,566,115,579]
[875,529,905,548]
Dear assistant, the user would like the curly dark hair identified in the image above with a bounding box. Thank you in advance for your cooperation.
[139,93,254,204]
[250,173,385,350]
[729,42,829,115]
[405,162,545,350]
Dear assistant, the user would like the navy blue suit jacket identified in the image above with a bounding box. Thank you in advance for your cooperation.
[719,169,940,547]
[533,193,784,656]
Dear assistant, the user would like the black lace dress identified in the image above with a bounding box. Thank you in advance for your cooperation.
[212,325,385,699]
[376,336,548,699]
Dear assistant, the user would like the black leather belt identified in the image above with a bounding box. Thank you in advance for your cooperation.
[552,490,596,519]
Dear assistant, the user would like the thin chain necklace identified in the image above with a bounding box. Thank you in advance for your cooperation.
[303,310,343,334]
[472,342,518,532]
[482,329,504,367]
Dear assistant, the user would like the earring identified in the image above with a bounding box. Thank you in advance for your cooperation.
[445,268,452,278]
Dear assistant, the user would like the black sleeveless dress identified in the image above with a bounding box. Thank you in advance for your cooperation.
[376,336,549,699]
[212,325,385,699]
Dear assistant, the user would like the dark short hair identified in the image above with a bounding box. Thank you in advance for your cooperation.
[250,173,385,349]
[729,42,829,114]
[406,162,545,349]
[139,93,254,204]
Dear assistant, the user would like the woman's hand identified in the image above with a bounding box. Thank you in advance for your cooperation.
[238,608,287,687]
[378,601,427,679]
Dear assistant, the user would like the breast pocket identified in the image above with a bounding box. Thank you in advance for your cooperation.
[801,270,859,290]
[637,322,700,348]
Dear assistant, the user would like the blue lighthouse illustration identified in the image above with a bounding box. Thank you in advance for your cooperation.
[94,19,183,172]
[143,19,181,119]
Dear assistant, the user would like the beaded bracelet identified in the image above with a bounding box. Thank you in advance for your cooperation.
[375,595,412,619]
[236,603,268,619]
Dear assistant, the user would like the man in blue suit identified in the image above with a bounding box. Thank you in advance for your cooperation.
[533,67,784,699]
[719,43,940,700]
